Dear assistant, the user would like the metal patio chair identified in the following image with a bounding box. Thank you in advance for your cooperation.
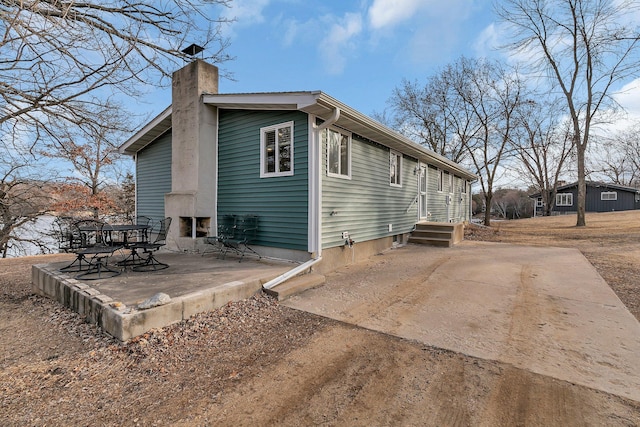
[59,219,105,273]
[131,217,172,272]
[202,214,236,256]
[218,214,261,262]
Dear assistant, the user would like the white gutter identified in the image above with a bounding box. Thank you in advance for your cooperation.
[316,107,340,130]
[263,257,323,290]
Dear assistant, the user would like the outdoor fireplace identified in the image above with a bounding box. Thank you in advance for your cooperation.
[179,216,211,239]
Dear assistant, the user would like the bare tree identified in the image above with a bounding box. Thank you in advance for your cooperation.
[452,57,527,226]
[0,149,54,258]
[387,73,469,163]
[493,188,533,219]
[497,0,640,226]
[1,0,233,152]
[592,125,640,187]
[512,99,576,216]
[40,102,131,219]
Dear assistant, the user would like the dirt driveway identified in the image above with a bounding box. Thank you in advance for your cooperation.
[2,211,640,425]
[284,242,640,403]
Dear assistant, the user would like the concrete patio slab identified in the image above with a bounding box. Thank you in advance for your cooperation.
[283,241,640,403]
[32,252,295,341]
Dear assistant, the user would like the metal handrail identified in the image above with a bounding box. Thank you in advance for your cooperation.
[406,195,419,213]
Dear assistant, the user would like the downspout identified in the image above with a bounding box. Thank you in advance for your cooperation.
[316,107,340,131]
[263,107,340,291]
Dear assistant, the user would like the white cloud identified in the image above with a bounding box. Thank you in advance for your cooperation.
[318,12,363,75]
[226,0,271,26]
[473,23,501,58]
[368,0,424,30]
[607,78,640,131]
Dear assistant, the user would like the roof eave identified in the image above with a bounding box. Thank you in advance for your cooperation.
[122,92,477,180]
[119,105,172,155]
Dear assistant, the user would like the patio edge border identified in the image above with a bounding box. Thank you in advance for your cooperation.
[31,264,264,341]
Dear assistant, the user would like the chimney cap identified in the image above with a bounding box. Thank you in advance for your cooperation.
[181,43,204,56]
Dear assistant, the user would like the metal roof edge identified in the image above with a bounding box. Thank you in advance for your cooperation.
[121,92,477,180]
[119,105,172,155]
[313,92,478,180]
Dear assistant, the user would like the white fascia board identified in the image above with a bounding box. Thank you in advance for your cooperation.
[202,92,321,110]
[203,91,477,181]
[119,105,172,155]
[314,93,478,181]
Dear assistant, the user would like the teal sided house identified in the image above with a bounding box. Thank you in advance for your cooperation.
[120,60,476,271]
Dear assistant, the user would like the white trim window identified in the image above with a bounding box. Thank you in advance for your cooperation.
[437,169,444,192]
[536,198,543,207]
[260,121,294,177]
[601,191,617,201]
[325,127,351,179]
[448,172,454,193]
[460,178,467,194]
[390,150,402,187]
[556,193,573,206]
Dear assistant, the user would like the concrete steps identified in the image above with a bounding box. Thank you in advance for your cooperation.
[409,222,464,248]
[264,272,326,301]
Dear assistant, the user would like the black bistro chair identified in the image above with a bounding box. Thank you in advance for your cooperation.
[218,214,260,262]
[131,217,172,272]
[202,214,236,256]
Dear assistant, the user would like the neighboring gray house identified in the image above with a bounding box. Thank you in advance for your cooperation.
[120,60,476,269]
[531,181,640,215]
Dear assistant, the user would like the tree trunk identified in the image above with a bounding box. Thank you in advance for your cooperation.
[576,143,586,227]
[483,193,492,226]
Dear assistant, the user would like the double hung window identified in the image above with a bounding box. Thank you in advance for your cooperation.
[261,121,293,177]
[390,151,402,187]
[556,193,573,206]
[325,127,351,179]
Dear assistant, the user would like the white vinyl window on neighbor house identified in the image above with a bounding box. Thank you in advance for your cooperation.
[601,191,617,201]
[390,150,402,187]
[437,169,444,192]
[260,121,294,177]
[556,193,573,206]
[325,127,351,179]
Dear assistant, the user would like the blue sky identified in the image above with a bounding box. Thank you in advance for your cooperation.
[220,0,495,116]
[140,0,499,119]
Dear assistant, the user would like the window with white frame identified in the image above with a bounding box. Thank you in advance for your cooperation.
[390,150,402,187]
[461,179,467,194]
[448,172,454,193]
[260,121,294,177]
[536,198,543,207]
[556,193,573,206]
[601,191,617,201]
[325,127,351,179]
[437,169,444,192]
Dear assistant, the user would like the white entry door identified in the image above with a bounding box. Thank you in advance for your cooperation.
[419,165,428,220]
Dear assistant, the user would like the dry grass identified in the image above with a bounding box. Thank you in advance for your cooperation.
[466,210,640,320]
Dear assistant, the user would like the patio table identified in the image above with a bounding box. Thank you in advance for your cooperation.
[101,224,149,247]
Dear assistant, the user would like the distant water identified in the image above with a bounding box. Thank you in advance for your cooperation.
[5,215,58,258]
